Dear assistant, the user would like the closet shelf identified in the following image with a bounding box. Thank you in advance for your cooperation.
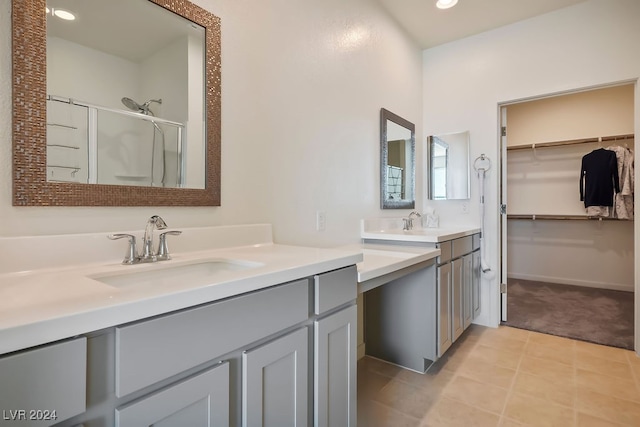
[506,133,634,151]
[47,165,80,170]
[507,214,629,221]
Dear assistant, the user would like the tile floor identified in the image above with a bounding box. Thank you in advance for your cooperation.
[357,325,640,426]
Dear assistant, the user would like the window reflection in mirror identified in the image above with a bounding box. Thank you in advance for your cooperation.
[46,0,206,189]
[380,109,415,209]
[428,131,470,200]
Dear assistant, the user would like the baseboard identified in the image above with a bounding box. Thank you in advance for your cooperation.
[508,272,633,292]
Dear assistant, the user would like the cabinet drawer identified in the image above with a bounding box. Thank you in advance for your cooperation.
[115,279,309,397]
[314,266,357,315]
[0,338,86,426]
[437,240,452,264]
[452,236,472,259]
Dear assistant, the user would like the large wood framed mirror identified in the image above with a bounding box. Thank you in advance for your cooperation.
[12,0,221,206]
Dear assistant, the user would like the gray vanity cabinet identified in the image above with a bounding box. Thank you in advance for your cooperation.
[115,362,230,427]
[359,232,480,369]
[435,234,479,357]
[6,265,358,427]
[0,338,86,427]
[242,327,309,427]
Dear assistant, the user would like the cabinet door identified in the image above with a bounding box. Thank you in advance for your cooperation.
[463,253,473,330]
[437,263,452,357]
[115,362,229,427]
[451,258,464,341]
[314,305,357,427]
[472,250,481,320]
[243,327,308,427]
[0,338,86,427]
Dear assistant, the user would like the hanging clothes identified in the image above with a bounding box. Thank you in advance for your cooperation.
[580,148,620,215]
[607,145,634,220]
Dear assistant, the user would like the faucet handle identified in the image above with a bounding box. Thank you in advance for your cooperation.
[157,230,182,261]
[108,233,139,265]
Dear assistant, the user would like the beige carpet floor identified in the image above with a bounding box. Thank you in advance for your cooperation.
[504,279,634,350]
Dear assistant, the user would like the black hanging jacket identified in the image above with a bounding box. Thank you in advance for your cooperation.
[580,148,620,207]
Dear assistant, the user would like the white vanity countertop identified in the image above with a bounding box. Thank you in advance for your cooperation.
[0,237,362,355]
[340,243,440,288]
[361,226,481,243]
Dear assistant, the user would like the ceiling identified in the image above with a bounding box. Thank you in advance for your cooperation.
[377,0,588,49]
[47,0,589,60]
[47,0,201,62]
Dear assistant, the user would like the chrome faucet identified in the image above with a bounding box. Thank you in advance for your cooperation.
[108,215,181,264]
[140,215,168,262]
[402,211,422,231]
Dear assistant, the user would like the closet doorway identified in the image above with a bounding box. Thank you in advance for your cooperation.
[499,83,635,350]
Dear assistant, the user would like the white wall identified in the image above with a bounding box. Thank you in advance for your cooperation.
[422,0,640,328]
[0,0,422,237]
[47,37,139,109]
[202,0,424,247]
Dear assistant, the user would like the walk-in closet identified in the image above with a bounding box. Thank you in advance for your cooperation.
[502,84,635,349]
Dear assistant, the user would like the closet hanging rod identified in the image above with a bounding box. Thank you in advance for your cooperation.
[47,144,80,150]
[47,165,80,170]
[506,133,634,151]
[507,214,622,221]
[47,123,78,130]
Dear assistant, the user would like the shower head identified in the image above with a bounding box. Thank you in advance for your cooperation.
[121,97,143,112]
[121,97,163,116]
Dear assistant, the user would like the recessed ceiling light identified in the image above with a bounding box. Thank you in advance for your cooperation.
[436,0,458,9]
[53,8,76,20]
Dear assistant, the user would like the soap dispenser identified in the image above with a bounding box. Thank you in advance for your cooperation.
[424,208,439,228]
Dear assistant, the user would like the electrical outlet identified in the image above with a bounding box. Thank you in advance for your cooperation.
[461,202,469,214]
[316,211,326,231]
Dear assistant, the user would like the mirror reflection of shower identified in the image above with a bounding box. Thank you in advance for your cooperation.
[121,97,166,187]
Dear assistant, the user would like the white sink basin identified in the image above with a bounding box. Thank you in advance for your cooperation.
[92,259,264,289]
